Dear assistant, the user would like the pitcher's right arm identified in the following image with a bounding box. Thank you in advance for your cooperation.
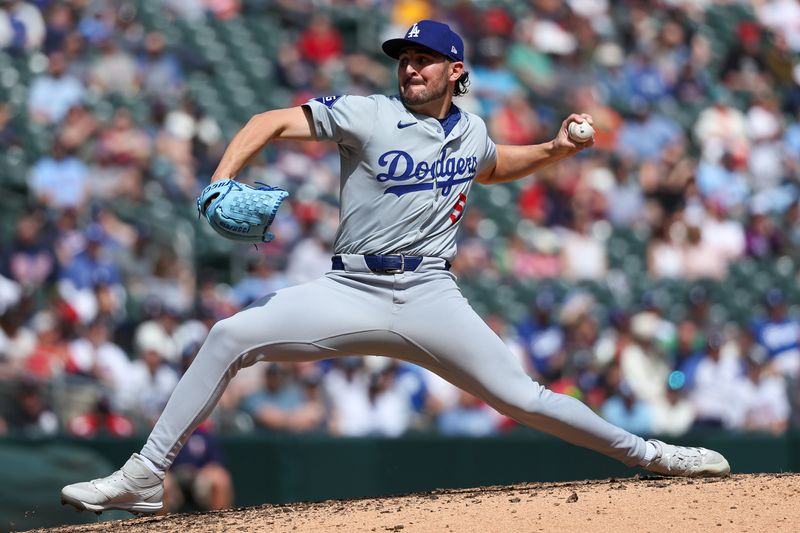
[210,106,316,183]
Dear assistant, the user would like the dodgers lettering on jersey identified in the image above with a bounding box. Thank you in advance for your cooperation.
[305,94,497,261]
[376,148,478,197]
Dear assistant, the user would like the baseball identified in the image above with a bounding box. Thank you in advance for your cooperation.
[568,121,594,143]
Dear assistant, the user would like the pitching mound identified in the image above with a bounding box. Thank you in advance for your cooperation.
[31,473,799,532]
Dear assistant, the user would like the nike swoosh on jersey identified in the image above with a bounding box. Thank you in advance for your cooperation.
[397,121,417,129]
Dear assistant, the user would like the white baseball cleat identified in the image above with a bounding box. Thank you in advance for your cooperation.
[61,453,165,514]
[641,439,730,478]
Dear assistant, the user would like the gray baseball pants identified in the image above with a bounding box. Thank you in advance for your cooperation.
[141,255,647,469]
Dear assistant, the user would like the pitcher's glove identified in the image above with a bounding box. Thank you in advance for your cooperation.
[197,179,289,243]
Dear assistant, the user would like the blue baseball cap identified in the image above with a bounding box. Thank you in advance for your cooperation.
[382,20,465,63]
[765,287,786,308]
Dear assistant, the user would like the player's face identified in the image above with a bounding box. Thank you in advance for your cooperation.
[397,48,451,107]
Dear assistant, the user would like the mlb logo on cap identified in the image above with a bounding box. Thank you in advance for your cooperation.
[382,20,465,63]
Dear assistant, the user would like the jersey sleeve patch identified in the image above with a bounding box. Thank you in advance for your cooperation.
[313,95,343,108]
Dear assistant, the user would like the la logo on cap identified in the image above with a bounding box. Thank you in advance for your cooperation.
[407,23,421,38]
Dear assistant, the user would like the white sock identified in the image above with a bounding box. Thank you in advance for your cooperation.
[639,441,658,465]
[137,453,166,474]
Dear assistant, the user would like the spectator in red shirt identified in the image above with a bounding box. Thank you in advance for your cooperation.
[24,311,71,380]
[297,15,343,66]
[67,396,135,438]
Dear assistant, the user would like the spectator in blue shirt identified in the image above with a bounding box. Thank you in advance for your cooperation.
[471,39,521,117]
[752,288,800,378]
[601,382,652,436]
[616,101,682,162]
[137,31,185,100]
[239,363,323,432]
[28,139,89,210]
[230,255,289,308]
[516,291,565,380]
[696,151,750,210]
[624,52,672,105]
[27,51,85,124]
[437,390,499,437]
[60,224,122,291]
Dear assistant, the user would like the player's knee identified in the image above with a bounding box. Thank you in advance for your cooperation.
[203,319,250,364]
[206,319,229,340]
[506,382,549,418]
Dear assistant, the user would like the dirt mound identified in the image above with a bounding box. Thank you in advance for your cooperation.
[29,474,800,532]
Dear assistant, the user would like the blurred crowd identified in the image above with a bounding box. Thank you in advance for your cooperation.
[2,0,800,461]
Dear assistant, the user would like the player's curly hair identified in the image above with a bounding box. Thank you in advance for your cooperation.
[453,71,470,97]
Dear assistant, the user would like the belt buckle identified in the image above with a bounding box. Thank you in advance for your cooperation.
[384,254,405,274]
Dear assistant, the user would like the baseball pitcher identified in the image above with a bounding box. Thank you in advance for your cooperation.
[61,20,730,514]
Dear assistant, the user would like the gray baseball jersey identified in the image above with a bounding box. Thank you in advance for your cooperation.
[305,94,496,261]
[140,94,647,473]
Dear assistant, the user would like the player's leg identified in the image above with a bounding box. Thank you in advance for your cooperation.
[61,272,396,513]
[396,283,645,466]
[393,272,729,475]
[140,271,405,469]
